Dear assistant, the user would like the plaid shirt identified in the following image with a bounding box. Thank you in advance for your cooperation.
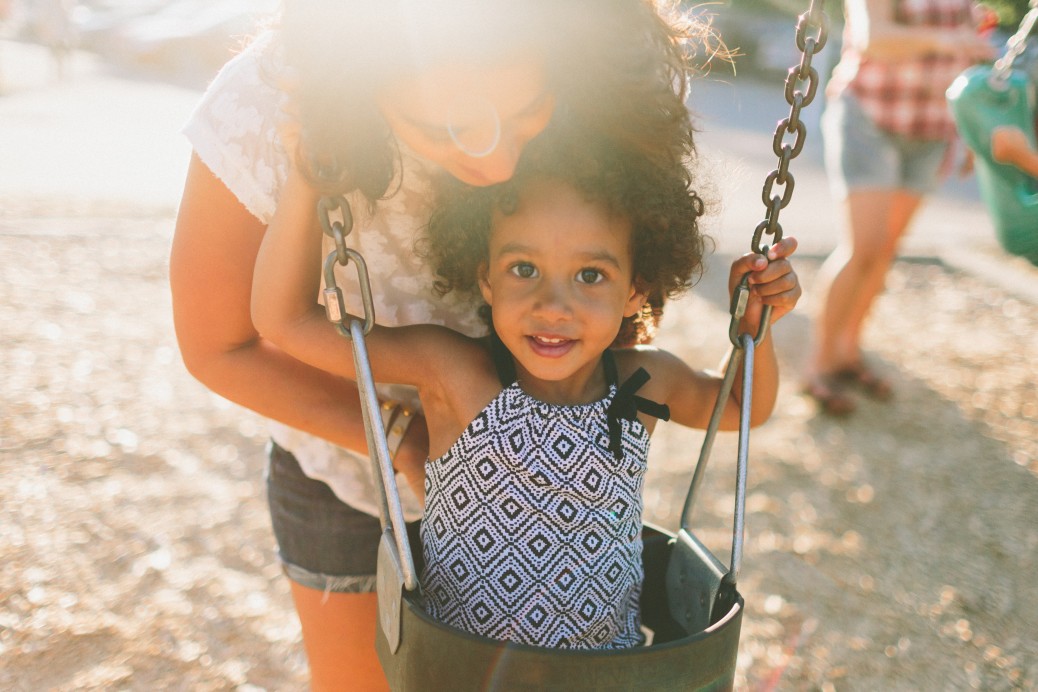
[828,0,980,140]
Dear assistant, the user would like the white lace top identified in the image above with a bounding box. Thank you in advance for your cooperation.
[182,31,486,519]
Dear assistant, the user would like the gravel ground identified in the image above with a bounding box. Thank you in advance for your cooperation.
[1,204,1036,691]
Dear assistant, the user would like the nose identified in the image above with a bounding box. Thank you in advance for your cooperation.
[531,276,573,323]
[467,113,545,184]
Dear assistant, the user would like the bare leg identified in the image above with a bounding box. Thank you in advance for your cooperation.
[805,188,924,400]
[290,582,389,692]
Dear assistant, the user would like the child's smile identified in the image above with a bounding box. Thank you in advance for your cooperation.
[526,334,575,358]
[479,179,646,404]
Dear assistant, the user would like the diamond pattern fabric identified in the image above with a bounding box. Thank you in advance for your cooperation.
[421,382,650,649]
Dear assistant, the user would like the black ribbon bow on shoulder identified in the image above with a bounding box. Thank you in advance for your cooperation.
[605,367,670,461]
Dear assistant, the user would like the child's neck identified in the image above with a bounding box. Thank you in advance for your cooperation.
[512,357,609,406]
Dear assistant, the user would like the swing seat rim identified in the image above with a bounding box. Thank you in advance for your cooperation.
[391,577,744,659]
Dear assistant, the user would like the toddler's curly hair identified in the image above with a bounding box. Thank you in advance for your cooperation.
[421,123,710,347]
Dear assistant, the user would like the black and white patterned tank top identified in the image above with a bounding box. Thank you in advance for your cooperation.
[420,345,669,649]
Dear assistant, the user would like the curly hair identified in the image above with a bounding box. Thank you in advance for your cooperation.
[280,0,716,204]
[421,125,710,347]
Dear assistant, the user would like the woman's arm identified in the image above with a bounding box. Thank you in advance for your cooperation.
[846,0,993,62]
[170,154,411,454]
[249,164,496,488]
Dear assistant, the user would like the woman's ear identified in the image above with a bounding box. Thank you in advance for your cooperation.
[623,279,649,318]
[478,261,493,306]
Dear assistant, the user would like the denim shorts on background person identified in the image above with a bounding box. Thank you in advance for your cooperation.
[821,90,949,199]
[266,441,385,593]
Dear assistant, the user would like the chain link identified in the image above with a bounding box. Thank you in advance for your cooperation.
[759,1,829,256]
[315,194,417,590]
[992,0,1038,84]
[318,195,376,337]
[729,0,829,348]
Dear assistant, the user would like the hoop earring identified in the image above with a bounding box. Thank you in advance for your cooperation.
[446,95,501,158]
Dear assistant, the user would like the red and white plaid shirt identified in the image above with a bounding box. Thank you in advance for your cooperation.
[828,0,981,140]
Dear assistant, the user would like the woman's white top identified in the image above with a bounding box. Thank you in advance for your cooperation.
[182,31,485,520]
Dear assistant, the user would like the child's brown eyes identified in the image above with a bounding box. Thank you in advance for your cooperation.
[505,263,605,284]
[509,262,537,279]
[577,269,604,285]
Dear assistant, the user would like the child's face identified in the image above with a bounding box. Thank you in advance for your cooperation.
[479,179,647,402]
[378,60,555,187]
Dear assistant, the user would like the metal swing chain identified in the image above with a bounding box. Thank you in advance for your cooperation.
[318,194,418,592]
[728,0,829,349]
[684,1,829,594]
[991,0,1038,85]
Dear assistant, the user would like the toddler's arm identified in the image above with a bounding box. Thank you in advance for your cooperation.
[991,125,1038,178]
[250,165,460,393]
[650,237,801,431]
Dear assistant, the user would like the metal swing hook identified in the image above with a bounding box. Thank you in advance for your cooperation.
[318,195,376,338]
[728,274,774,349]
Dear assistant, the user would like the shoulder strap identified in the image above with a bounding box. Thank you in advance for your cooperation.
[605,355,671,461]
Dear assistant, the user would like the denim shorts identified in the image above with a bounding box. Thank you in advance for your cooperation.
[821,91,949,199]
[266,441,386,593]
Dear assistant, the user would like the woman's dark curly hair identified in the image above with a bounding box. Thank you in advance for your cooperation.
[421,125,709,347]
[280,0,715,204]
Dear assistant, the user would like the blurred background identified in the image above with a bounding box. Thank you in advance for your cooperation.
[1,0,277,85]
[1,1,1035,690]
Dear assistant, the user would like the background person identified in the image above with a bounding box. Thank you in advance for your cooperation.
[803,0,995,415]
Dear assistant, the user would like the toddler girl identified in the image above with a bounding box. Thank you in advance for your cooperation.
[252,127,801,649]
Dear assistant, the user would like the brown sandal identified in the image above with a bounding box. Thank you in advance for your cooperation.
[801,374,857,416]
[835,363,893,401]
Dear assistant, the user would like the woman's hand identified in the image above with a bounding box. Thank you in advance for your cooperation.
[728,236,801,336]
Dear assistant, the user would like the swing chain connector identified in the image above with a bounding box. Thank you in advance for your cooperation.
[733,0,828,348]
[727,275,773,348]
[318,194,376,338]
